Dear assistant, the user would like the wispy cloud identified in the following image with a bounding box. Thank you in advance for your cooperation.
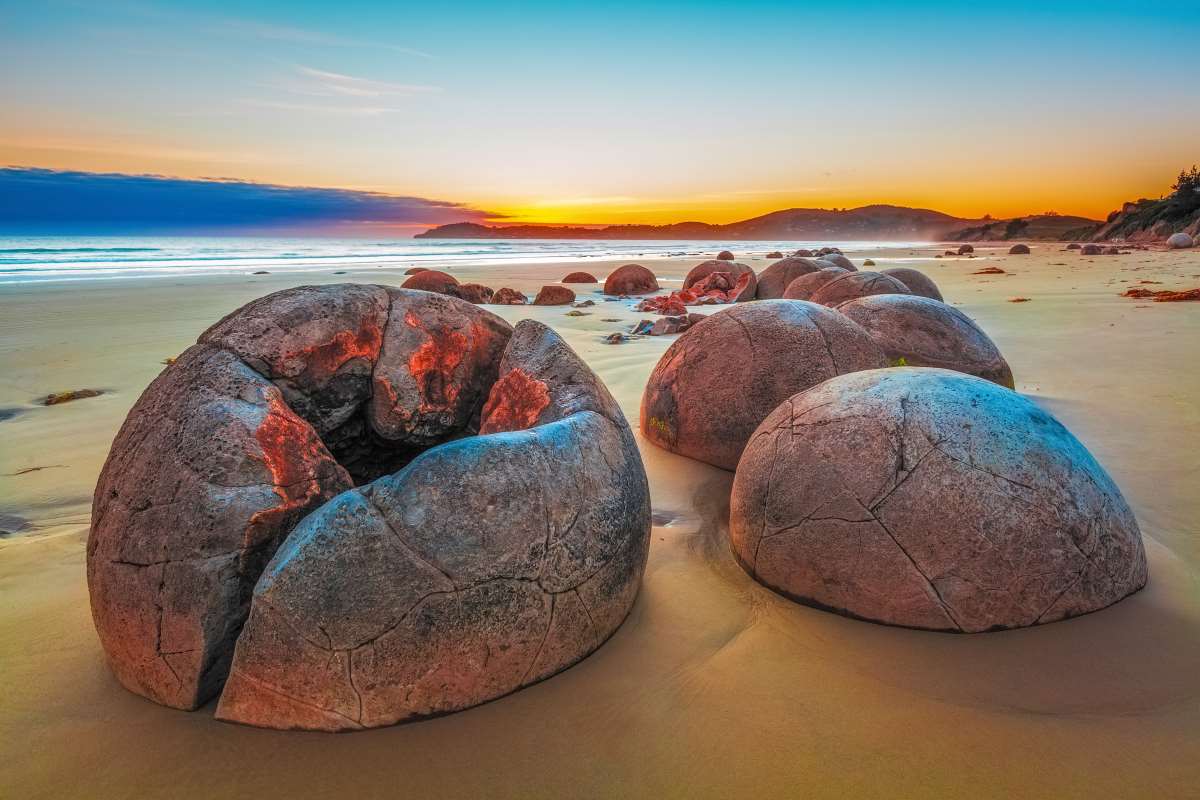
[238,99,407,117]
[0,167,494,234]
[290,67,440,98]
[0,136,271,165]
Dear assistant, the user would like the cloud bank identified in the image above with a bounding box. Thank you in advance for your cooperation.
[0,168,491,235]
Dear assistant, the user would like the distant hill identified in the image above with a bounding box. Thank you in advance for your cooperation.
[945,214,1100,242]
[416,205,983,241]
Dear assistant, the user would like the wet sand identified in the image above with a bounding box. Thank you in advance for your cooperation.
[2,244,1199,797]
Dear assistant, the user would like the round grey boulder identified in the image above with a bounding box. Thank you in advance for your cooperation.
[808,271,912,307]
[640,300,887,470]
[1167,232,1194,249]
[880,267,944,301]
[836,294,1014,387]
[819,253,855,271]
[730,368,1147,632]
[782,267,849,300]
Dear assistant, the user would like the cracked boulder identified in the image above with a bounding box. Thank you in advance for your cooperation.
[90,285,509,710]
[808,271,912,307]
[836,294,1015,388]
[683,260,757,301]
[730,367,1147,632]
[216,320,650,730]
[881,267,943,301]
[640,300,887,470]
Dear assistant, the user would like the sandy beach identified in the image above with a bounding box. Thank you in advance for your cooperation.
[2,243,1199,798]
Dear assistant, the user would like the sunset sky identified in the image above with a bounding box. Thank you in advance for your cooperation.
[1,0,1197,231]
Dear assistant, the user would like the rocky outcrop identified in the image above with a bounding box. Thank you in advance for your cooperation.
[730,368,1147,631]
[640,301,886,470]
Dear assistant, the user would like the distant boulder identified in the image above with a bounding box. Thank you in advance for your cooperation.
[792,249,814,258]
[533,285,576,305]
[604,264,660,296]
[562,271,598,283]
[683,260,757,301]
[1080,244,1104,255]
[881,267,943,301]
[1008,244,1031,255]
[820,253,855,271]
[447,283,494,304]
[401,270,459,293]
[716,250,735,260]
[765,251,783,259]
[957,244,974,255]
[491,288,528,305]
[1066,243,1082,250]
[1167,232,1195,249]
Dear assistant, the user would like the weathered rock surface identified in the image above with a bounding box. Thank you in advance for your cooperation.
[819,253,856,271]
[755,257,825,299]
[401,270,460,294]
[533,285,576,305]
[682,260,757,301]
[216,321,650,730]
[562,271,598,283]
[781,267,849,300]
[640,300,887,470]
[603,264,659,296]
[881,267,944,301]
[808,271,912,307]
[1167,232,1194,249]
[730,368,1147,632]
[836,294,1014,387]
[88,344,353,710]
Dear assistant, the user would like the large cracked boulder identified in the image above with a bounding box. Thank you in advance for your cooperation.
[837,294,1014,387]
[881,267,943,301]
[603,264,659,296]
[89,284,650,726]
[730,368,1147,631]
[216,320,650,730]
[808,271,912,307]
[755,257,826,299]
[683,260,757,301]
[640,300,887,470]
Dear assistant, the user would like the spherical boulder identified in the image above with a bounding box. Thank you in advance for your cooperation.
[819,253,856,271]
[755,257,826,299]
[1008,244,1031,255]
[765,251,783,259]
[1080,244,1103,255]
[862,259,876,267]
[808,271,912,307]
[562,271,598,283]
[401,270,459,293]
[880,267,943,301]
[716,250,735,260]
[683,260,757,301]
[491,287,528,305]
[90,285,650,726]
[216,320,650,731]
[957,244,974,255]
[404,267,429,275]
[781,267,849,300]
[640,300,887,470]
[1166,232,1194,249]
[730,368,1147,632]
[1067,243,1082,250]
[792,249,814,258]
[533,285,576,305]
[603,264,659,296]
[837,294,1014,387]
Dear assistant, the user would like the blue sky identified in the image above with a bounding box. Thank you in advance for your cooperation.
[0,1,1197,230]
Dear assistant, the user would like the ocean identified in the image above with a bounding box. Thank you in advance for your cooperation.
[0,236,928,283]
